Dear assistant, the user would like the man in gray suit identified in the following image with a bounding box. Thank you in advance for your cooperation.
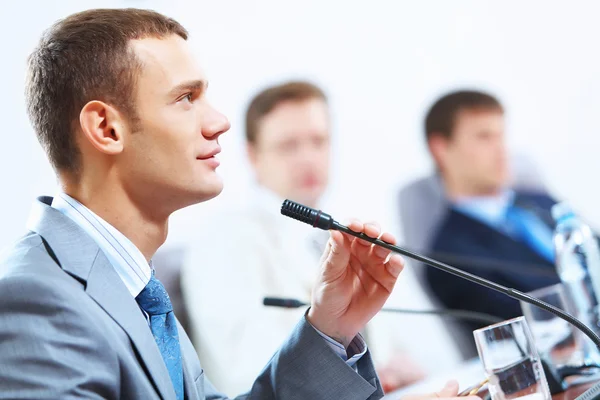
[0,8,475,400]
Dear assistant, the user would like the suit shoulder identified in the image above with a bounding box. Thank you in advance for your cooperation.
[0,232,87,308]
[0,259,107,357]
[0,270,87,319]
[0,232,57,277]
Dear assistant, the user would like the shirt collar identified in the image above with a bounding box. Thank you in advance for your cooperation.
[51,192,152,297]
[452,189,516,228]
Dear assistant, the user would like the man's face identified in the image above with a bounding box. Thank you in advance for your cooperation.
[116,35,230,213]
[248,98,330,207]
[436,109,509,195]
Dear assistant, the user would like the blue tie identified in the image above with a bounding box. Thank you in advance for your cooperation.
[505,205,555,263]
[136,272,184,400]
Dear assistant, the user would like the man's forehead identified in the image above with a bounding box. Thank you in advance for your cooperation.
[130,36,206,90]
[260,102,330,141]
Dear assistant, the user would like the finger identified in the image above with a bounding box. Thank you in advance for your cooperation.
[369,231,398,262]
[362,221,381,241]
[359,230,402,291]
[362,253,404,293]
[349,253,402,311]
[437,380,459,397]
[349,254,377,295]
[368,231,397,263]
[401,380,462,400]
[351,221,381,264]
[345,218,364,235]
[319,236,332,265]
[322,230,351,280]
[385,254,405,279]
[344,219,378,248]
[379,231,397,246]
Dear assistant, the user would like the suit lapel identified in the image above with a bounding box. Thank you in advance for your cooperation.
[181,353,195,400]
[513,193,556,229]
[86,253,176,400]
[177,322,203,400]
[27,196,176,400]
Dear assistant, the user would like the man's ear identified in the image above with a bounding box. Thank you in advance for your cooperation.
[79,100,126,155]
[427,134,450,169]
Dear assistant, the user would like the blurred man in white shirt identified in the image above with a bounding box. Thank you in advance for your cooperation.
[181,81,461,396]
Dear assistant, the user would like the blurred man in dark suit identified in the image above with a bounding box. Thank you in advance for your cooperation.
[423,90,560,338]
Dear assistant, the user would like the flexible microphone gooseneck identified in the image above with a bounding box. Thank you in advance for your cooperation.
[263,296,503,325]
[280,199,600,352]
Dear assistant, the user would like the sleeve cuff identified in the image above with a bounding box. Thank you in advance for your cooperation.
[310,323,368,368]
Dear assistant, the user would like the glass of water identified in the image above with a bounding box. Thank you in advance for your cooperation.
[520,283,585,367]
[474,316,551,400]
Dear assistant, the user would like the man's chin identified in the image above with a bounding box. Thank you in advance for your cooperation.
[174,181,224,209]
[292,192,322,209]
[198,182,224,203]
[480,179,507,195]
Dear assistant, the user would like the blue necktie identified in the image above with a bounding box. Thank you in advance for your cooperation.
[505,205,555,263]
[136,272,184,400]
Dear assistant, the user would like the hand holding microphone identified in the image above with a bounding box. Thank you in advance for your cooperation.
[280,199,600,351]
[308,219,405,348]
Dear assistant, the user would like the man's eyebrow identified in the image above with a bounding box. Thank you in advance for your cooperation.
[167,79,208,97]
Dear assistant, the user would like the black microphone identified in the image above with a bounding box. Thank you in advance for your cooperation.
[281,199,600,398]
[263,296,502,325]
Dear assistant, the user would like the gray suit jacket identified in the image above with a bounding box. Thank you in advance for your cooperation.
[0,196,384,400]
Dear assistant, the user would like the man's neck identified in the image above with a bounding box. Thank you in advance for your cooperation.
[60,181,168,262]
[443,177,503,201]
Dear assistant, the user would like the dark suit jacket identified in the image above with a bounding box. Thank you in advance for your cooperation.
[426,191,561,350]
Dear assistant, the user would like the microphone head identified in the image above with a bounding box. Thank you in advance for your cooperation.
[280,200,334,230]
[263,297,307,308]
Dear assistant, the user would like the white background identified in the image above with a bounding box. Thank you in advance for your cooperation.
[2,0,600,249]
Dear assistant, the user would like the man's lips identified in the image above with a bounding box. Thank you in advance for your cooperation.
[197,146,221,160]
[197,156,220,168]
